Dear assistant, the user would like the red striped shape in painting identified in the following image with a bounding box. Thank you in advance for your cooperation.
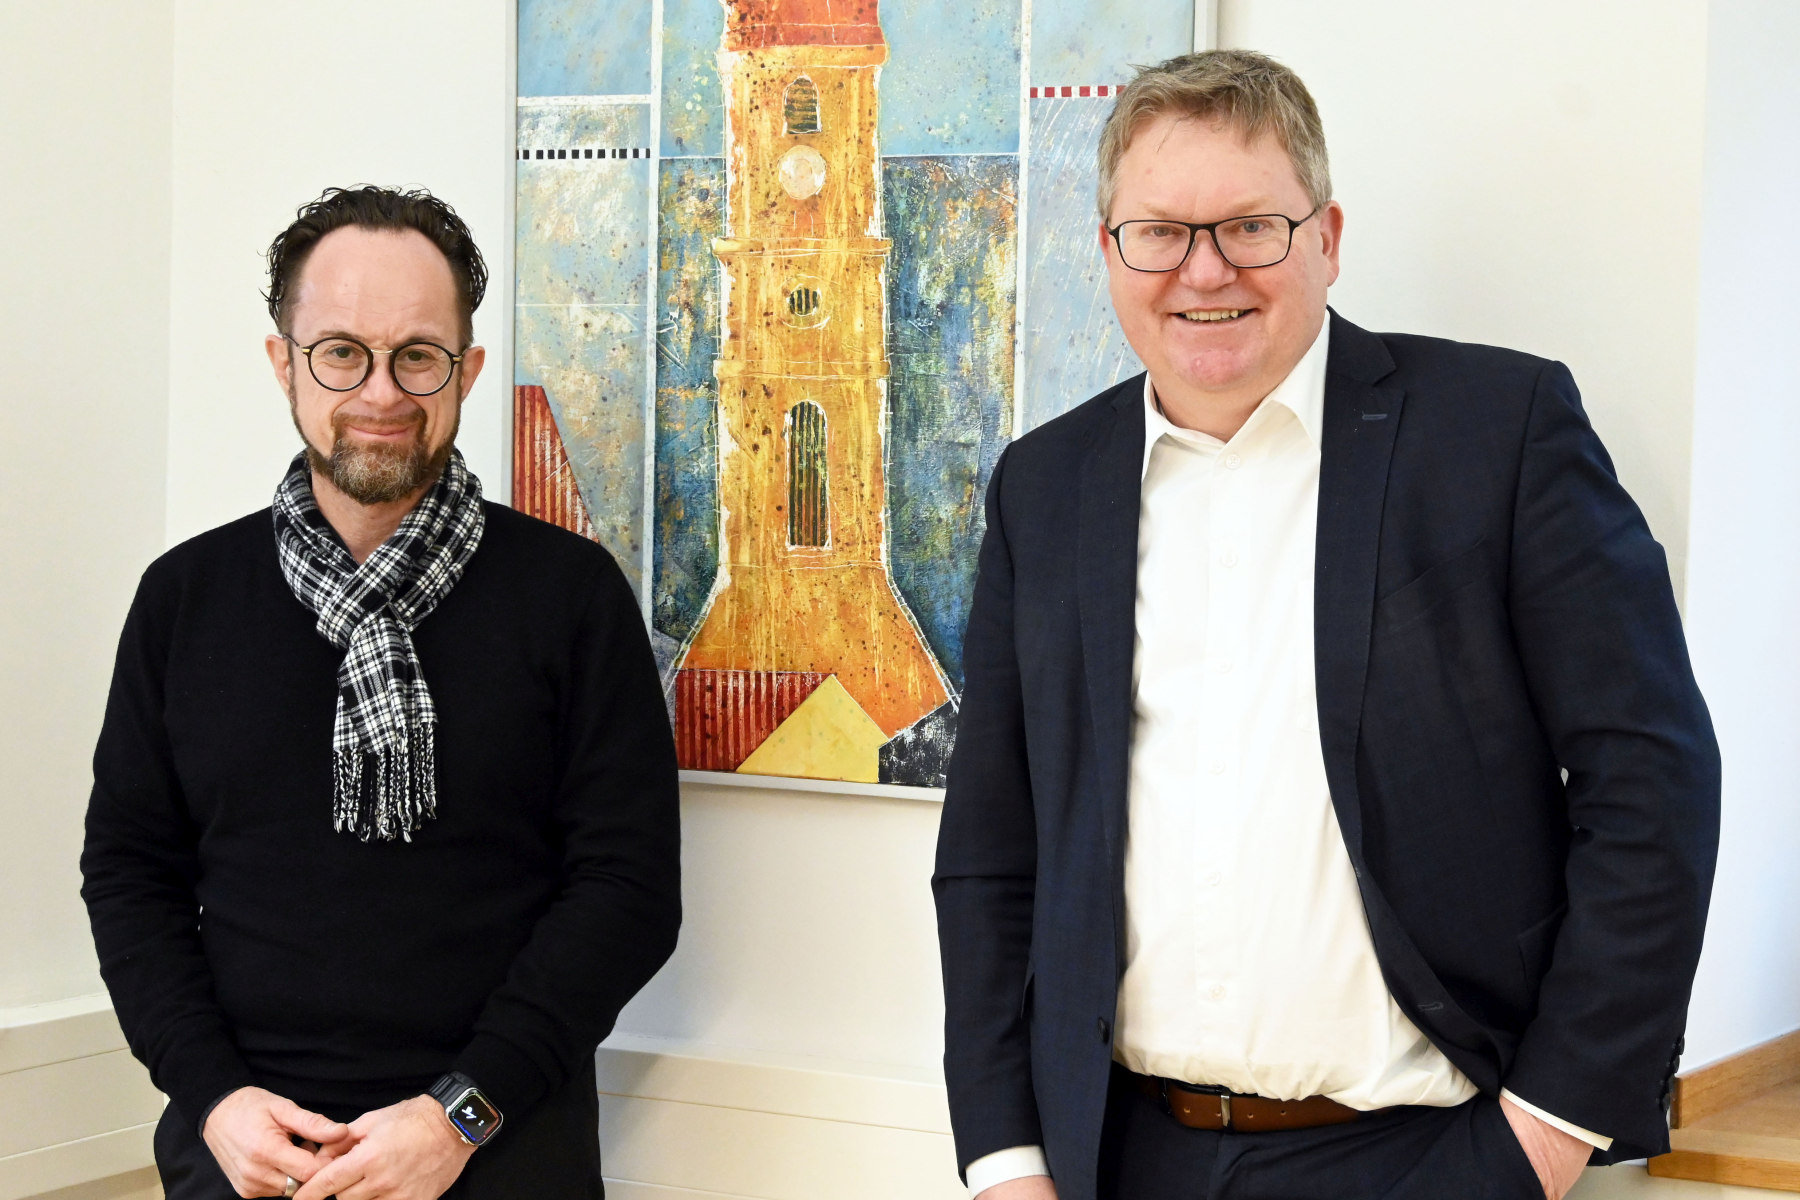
[674,669,828,772]
[513,385,599,542]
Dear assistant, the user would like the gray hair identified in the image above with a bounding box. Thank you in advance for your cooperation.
[1096,49,1332,221]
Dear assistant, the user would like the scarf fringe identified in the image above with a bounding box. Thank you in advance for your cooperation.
[333,724,439,842]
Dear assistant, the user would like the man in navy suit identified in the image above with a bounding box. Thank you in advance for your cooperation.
[933,50,1718,1200]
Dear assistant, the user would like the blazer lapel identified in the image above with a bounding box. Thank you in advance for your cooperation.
[1077,379,1146,907]
[1313,312,1404,858]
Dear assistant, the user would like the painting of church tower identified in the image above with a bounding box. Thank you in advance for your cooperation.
[671,0,953,784]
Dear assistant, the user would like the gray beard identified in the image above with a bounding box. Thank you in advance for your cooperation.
[307,428,446,506]
[289,378,459,506]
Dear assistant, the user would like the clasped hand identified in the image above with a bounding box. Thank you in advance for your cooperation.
[204,1087,475,1199]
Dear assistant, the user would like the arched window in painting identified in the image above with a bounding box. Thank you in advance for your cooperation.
[787,401,828,547]
[784,279,825,327]
[783,75,821,135]
[782,274,828,329]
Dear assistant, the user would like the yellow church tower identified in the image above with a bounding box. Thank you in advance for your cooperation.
[672,0,951,783]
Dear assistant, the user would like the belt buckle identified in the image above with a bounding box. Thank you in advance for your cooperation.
[1164,1078,1233,1128]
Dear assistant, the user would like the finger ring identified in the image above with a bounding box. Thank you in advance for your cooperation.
[284,1177,299,1198]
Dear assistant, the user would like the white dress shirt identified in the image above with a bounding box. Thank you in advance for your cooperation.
[1113,320,1470,1108]
[965,322,1606,1197]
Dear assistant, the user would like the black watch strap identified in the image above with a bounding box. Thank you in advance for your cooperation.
[429,1071,503,1147]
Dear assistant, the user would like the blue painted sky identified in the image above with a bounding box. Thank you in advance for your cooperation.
[884,156,1017,686]
[652,158,725,649]
[1023,96,1142,433]
[1030,0,1193,84]
[879,0,1020,155]
[538,0,1023,158]
[514,101,653,596]
[522,0,1195,137]
[518,0,653,97]
[660,0,726,157]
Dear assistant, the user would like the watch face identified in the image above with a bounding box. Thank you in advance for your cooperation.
[448,1089,501,1144]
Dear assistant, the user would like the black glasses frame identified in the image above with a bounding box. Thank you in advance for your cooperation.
[1106,206,1322,273]
[285,333,466,396]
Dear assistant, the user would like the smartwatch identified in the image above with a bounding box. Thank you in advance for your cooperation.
[429,1071,503,1147]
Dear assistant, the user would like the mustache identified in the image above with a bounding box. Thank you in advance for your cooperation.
[331,407,426,435]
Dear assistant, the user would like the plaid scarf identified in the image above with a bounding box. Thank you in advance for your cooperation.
[271,449,485,841]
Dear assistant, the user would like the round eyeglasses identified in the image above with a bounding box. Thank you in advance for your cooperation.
[1106,206,1321,272]
[286,334,465,397]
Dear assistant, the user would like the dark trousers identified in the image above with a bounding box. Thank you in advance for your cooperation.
[154,1059,604,1200]
[1097,1067,1544,1200]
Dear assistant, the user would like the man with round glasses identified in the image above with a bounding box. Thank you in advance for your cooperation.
[935,50,1717,1200]
[82,186,680,1199]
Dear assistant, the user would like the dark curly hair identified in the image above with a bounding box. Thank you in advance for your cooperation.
[264,185,488,344]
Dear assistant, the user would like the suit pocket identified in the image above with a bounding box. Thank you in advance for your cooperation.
[1516,901,1568,991]
[1481,1096,1546,1199]
[1376,540,1491,631]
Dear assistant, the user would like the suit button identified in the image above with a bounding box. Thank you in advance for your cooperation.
[1097,1017,1111,1044]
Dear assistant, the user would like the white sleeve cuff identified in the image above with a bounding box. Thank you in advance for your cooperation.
[966,1144,1050,1195]
[1500,1087,1613,1151]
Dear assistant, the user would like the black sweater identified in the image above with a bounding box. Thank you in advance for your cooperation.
[80,503,681,1129]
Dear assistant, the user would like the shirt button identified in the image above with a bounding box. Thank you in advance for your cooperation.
[1213,659,1233,674]
[1220,549,1239,567]
[1203,871,1222,887]
[1208,759,1226,775]
[1224,453,1242,470]
[1209,984,1226,1000]
[1097,1017,1112,1043]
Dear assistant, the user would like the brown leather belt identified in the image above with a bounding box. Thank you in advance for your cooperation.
[1129,1069,1375,1132]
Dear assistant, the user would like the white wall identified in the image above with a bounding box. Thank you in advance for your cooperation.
[163,0,513,546]
[613,782,948,1069]
[1677,0,1800,1069]
[1,4,178,1192]
[0,0,174,1009]
[1221,0,1707,592]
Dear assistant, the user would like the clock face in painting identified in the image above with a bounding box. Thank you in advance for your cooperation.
[778,145,827,199]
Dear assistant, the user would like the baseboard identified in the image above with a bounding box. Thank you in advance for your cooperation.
[0,1125,158,1200]
[23,1165,162,1200]
[0,997,163,1200]
[0,996,132,1077]
[603,1182,760,1200]
[596,1033,950,1132]
[1670,1027,1800,1126]
[0,1012,964,1199]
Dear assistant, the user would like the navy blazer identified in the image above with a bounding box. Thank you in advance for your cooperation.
[932,311,1720,1200]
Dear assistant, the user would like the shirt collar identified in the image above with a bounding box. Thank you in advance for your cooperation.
[1140,317,1331,481]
